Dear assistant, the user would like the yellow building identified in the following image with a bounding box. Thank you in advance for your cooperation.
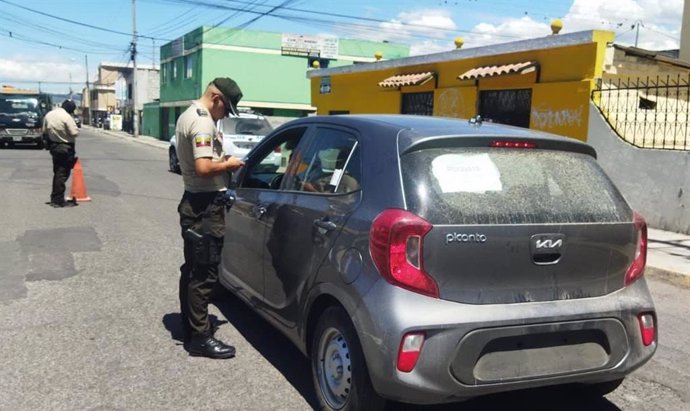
[308,30,615,142]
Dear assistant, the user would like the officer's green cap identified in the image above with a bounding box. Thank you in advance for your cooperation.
[212,77,243,117]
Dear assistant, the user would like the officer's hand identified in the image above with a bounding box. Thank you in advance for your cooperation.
[224,156,245,172]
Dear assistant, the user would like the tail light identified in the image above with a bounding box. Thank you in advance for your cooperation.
[624,212,648,286]
[491,140,537,148]
[397,332,425,372]
[638,313,656,346]
[370,209,438,298]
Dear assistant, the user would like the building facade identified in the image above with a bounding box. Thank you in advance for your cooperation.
[144,27,410,140]
[84,62,159,131]
[308,30,615,142]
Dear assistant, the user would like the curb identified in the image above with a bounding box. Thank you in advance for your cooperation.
[86,126,168,150]
[645,266,690,288]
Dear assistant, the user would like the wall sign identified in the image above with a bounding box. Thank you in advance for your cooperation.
[281,34,339,59]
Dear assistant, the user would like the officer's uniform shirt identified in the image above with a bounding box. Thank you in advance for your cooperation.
[176,101,227,193]
[42,107,79,144]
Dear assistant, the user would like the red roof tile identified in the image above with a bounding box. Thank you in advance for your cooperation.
[378,72,435,88]
[458,61,538,80]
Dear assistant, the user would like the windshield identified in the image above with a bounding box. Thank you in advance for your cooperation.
[0,94,41,118]
[401,147,631,225]
[220,117,273,135]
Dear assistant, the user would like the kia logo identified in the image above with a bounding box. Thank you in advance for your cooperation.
[535,239,563,249]
[530,234,566,253]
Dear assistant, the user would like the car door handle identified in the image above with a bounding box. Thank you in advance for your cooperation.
[313,218,337,232]
[253,206,267,219]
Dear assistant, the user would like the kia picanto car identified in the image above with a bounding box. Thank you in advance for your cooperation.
[219,115,656,410]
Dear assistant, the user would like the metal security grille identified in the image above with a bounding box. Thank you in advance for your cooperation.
[401,92,433,116]
[479,89,532,128]
[593,75,690,150]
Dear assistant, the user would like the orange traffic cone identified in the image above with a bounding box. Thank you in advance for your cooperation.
[66,159,91,202]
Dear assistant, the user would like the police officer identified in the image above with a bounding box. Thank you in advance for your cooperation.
[43,100,79,208]
[176,78,245,358]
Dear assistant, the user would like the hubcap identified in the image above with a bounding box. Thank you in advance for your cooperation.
[317,327,352,409]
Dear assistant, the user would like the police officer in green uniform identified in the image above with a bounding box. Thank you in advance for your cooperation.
[176,78,244,358]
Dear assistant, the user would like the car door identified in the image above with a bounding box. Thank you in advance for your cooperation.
[262,125,362,329]
[221,125,311,303]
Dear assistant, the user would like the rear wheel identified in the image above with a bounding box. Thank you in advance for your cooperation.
[169,147,181,174]
[311,306,384,411]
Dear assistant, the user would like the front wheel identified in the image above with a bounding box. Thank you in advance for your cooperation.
[311,306,384,411]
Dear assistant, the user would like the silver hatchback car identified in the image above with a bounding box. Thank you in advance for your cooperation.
[219,115,656,410]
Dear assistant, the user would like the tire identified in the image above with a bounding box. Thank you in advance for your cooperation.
[311,306,384,411]
[169,147,181,174]
[36,140,45,150]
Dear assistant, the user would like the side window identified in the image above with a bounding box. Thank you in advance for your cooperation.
[283,127,360,195]
[241,127,308,190]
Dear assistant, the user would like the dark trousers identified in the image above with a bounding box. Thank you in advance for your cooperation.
[178,191,225,339]
[50,143,76,204]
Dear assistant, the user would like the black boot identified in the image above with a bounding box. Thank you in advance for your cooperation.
[187,335,236,359]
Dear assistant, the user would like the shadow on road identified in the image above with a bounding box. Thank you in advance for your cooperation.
[211,292,622,411]
[212,291,320,410]
[0,144,44,150]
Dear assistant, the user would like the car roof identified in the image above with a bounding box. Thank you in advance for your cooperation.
[281,115,597,157]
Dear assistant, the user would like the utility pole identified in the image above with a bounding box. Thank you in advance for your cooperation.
[85,54,90,125]
[131,0,139,137]
[634,20,642,47]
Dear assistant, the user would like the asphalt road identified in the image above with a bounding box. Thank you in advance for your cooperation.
[0,129,688,411]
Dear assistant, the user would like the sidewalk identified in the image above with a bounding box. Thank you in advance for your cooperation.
[88,124,689,285]
[85,125,169,150]
[647,228,690,286]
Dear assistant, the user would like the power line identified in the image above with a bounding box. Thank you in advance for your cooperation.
[0,31,125,55]
[0,12,129,51]
[149,0,521,39]
[0,0,171,41]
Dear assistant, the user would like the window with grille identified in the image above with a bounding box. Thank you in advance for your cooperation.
[401,92,433,116]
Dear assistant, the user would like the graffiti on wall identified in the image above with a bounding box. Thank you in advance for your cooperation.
[531,105,584,130]
[436,88,463,117]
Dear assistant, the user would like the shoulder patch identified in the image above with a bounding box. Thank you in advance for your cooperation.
[196,108,208,117]
[194,133,212,147]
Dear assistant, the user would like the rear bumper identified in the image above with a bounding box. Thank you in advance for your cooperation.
[353,277,656,404]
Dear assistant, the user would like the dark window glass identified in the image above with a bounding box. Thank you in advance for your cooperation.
[479,89,532,128]
[283,127,360,194]
[402,92,433,116]
[242,127,308,190]
[220,117,273,135]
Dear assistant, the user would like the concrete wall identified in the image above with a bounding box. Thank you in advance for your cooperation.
[587,102,690,233]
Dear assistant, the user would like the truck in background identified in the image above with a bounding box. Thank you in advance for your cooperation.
[0,85,53,149]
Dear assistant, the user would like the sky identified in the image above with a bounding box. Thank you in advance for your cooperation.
[0,0,685,93]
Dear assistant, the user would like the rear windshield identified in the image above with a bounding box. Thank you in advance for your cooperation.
[401,147,631,224]
[220,117,273,136]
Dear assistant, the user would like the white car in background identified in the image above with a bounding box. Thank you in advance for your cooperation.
[169,111,276,174]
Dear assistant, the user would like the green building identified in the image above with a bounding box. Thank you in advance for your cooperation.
[142,27,410,140]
